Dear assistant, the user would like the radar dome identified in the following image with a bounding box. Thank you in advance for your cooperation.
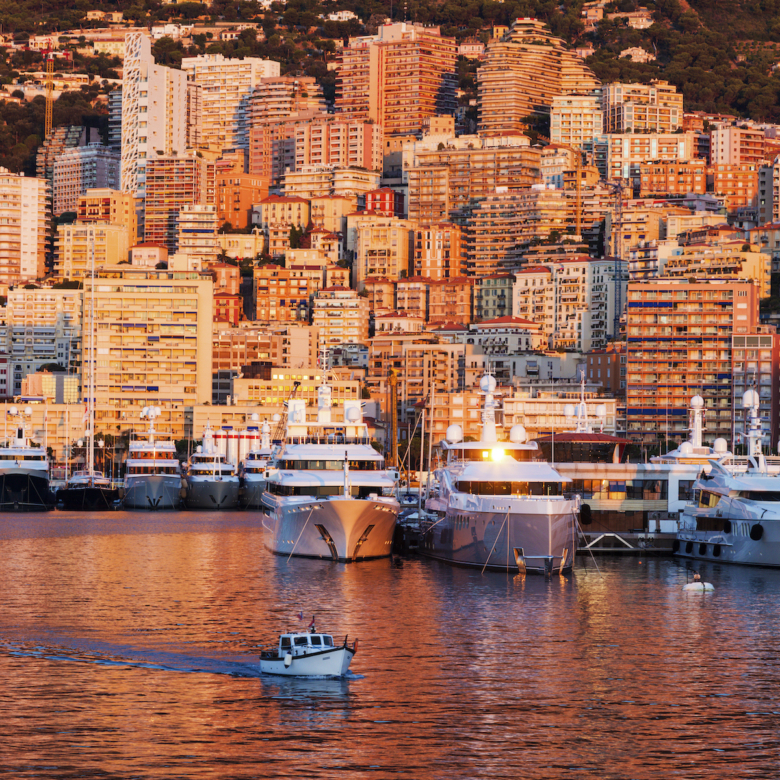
[272,413,281,422]
[679,441,693,455]
[743,389,758,408]
[690,395,704,409]
[141,406,149,417]
[345,406,361,422]
[563,404,575,418]
[196,445,202,454]
[595,404,607,418]
[713,438,728,454]
[479,374,497,394]
[250,413,259,422]
[445,424,463,444]
[509,424,527,444]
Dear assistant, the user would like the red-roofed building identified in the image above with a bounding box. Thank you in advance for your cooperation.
[207,261,241,295]
[214,292,243,326]
[375,311,425,333]
[365,187,404,218]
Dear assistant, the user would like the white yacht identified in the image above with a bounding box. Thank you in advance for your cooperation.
[423,374,578,575]
[0,405,55,511]
[185,425,239,510]
[122,406,183,510]
[262,381,399,561]
[240,420,273,508]
[675,389,780,567]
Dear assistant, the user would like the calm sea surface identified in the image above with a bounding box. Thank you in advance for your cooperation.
[0,511,779,779]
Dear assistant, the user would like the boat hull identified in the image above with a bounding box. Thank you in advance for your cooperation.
[421,501,578,574]
[0,469,55,511]
[58,485,119,511]
[676,520,780,568]
[186,478,239,510]
[263,495,399,561]
[240,477,267,508]
[259,646,355,677]
[123,475,182,510]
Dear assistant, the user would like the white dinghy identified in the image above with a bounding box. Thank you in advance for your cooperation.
[258,629,358,677]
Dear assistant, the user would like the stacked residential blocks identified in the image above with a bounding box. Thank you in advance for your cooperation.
[3,16,780,463]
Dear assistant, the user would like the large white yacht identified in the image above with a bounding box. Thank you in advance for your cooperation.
[262,381,399,561]
[185,425,240,510]
[423,374,578,575]
[675,389,780,567]
[0,405,55,511]
[122,406,183,510]
[240,420,273,509]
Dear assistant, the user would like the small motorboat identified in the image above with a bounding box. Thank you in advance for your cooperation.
[399,493,418,507]
[259,629,358,677]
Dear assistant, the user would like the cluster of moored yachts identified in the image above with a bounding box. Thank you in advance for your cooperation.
[1,374,779,577]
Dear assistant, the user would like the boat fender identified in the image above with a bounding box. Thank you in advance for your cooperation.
[683,582,715,592]
[180,486,188,498]
[750,524,764,541]
[284,653,293,668]
[723,519,732,534]
[353,639,358,654]
[672,539,680,553]
[580,503,592,526]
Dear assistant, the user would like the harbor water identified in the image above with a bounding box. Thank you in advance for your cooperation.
[1,511,780,779]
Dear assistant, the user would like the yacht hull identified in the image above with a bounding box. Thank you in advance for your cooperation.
[58,485,119,511]
[263,495,399,561]
[186,479,239,510]
[259,646,355,677]
[676,520,780,568]
[240,477,267,509]
[123,475,182,510]
[0,469,55,510]
[421,501,578,574]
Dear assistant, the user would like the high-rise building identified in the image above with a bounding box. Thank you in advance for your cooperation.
[175,204,219,268]
[595,133,695,181]
[36,126,94,187]
[84,266,214,407]
[478,19,600,135]
[78,188,139,241]
[550,94,603,152]
[336,23,457,136]
[312,287,370,349]
[250,76,326,124]
[52,144,121,216]
[55,221,131,278]
[412,223,464,279]
[638,159,707,197]
[625,279,759,442]
[281,166,381,201]
[121,32,187,196]
[294,118,383,172]
[0,168,49,284]
[143,153,216,251]
[181,54,280,154]
[710,124,766,166]
[215,162,269,230]
[601,81,683,134]
[352,215,415,289]
[253,264,310,323]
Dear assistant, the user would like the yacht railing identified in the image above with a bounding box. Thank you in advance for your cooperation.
[283,434,371,446]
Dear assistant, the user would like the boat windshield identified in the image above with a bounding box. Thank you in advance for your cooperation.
[449,448,535,463]
[279,459,383,470]
[457,481,563,496]
[740,491,780,502]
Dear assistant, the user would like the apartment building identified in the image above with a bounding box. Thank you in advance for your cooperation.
[710,124,766,166]
[215,164,269,230]
[78,189,139,241]
[255,195,310,229]
[217,230,265,261]
[428,277,474,325]
[295,118,383,172]
[248,109,323,182]
[249,76,326,125]
[121,32,187,196]
[5,285,82,394]
[395,277,430,320]
[36,125,90,187]
[550,94,604,152]
[282,166,381,201]
[309,195,357,235]
[586,342,626,396]
[709,163,759,208]
[353,216,415,288]
[143,154,216,251]
[181,54,280,153]
[175,204,220,268]
[366,188,404,218]
[253,264,310,322]
[601,81,683,134]
[336,22,457,136]
[231,366,359,408]
[406,137,541,223]
[52,144,120,217]
[363,277,396,316]
[474,274,514,321]
[0,168,49,284]
[83,266,214,408]
[55,221,131,278]
[412,223,464,279]
[595,133,695,181]
[626,279,759,442]
[311,287,370,349]
[513,256,625,352]
[478,18,600,135]
[758,155,780,225]
[638,159,707,196]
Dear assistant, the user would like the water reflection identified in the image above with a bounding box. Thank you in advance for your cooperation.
[0,514,780,777]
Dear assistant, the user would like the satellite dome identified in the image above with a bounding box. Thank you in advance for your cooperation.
[250,413,259,422]
[563,404,575,418]
[679,441,693,454]
[272,413,281,422]
[346,406,361,422]
[691,395,704,409]
[743,389,758,408]
[713,438,728,454]
[595,404,607,418]
[479,374,497,394]
[445,424,463,444]
[509,424,527,444]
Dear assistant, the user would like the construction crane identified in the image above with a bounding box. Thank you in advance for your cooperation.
[272,381,301,445]
[44,40,54,139]
[388,369,398,470]
[610,181,624,340]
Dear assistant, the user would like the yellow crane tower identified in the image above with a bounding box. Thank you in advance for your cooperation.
[44,42,54,139]
[388,370,398,470]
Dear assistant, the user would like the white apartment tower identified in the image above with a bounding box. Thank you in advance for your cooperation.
[0,168,49,284]
[181,54,281,154]
[120,32,187,196]
[175,204,219,268]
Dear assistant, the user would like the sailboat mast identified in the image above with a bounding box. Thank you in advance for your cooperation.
[87,232,96,482]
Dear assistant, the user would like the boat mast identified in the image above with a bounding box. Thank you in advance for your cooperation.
[87,232,96,485]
